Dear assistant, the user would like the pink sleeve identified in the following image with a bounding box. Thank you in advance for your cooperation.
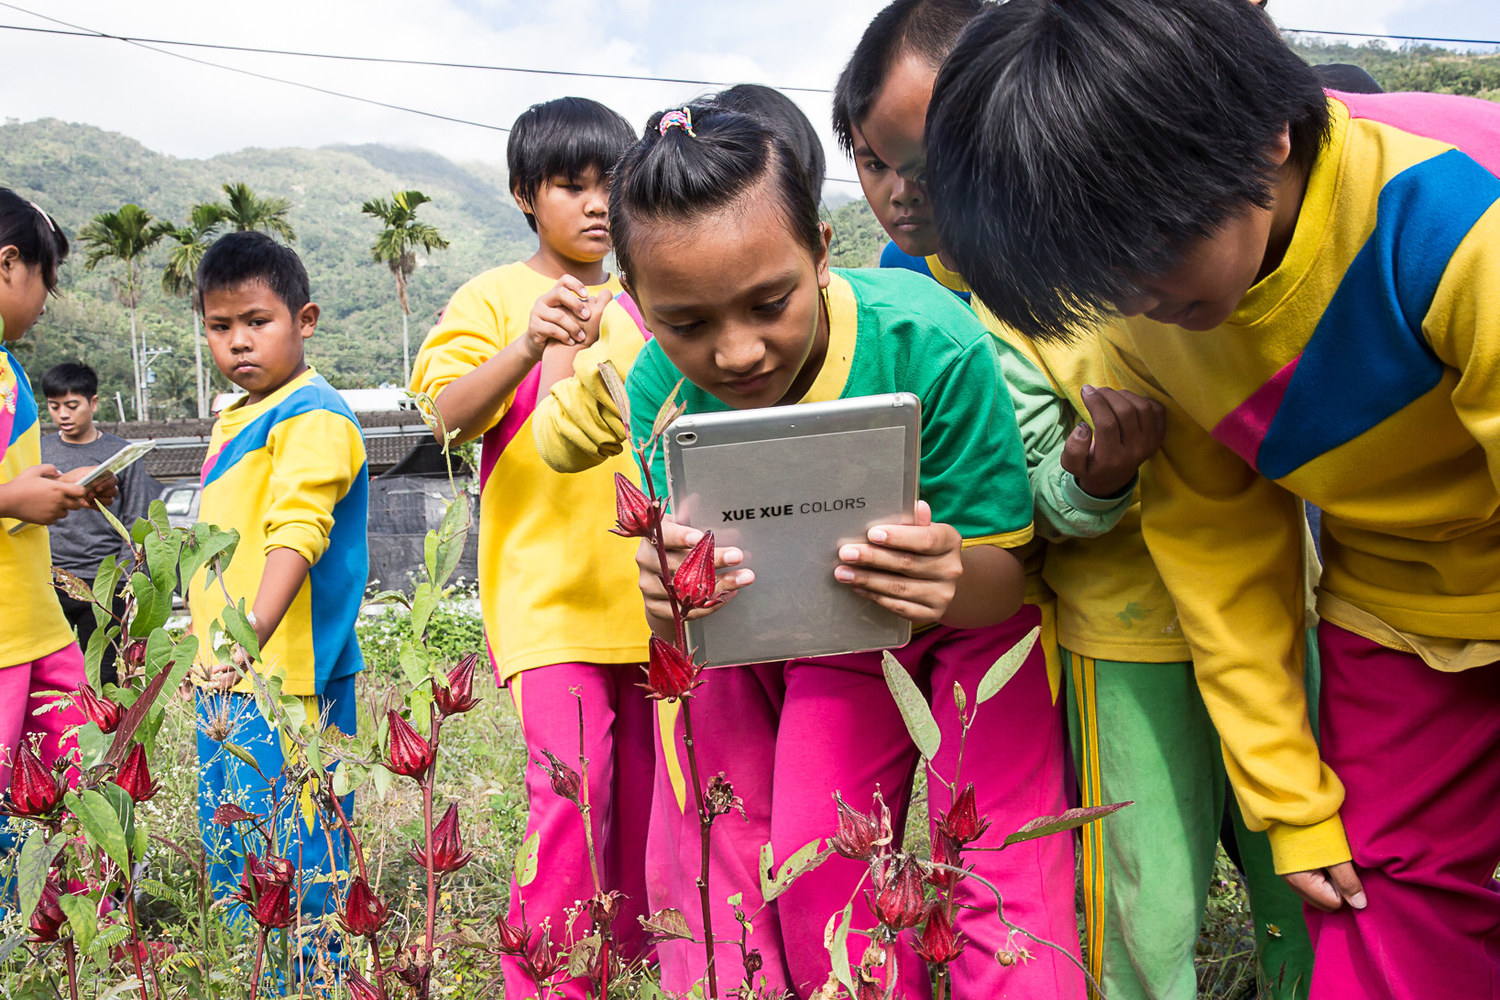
[1336,90,1500,175]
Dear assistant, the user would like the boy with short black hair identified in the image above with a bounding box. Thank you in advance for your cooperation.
[836,3,1315,996]
[187,230,368,941]
[409,97,654,1000]
[41,361,158,685]
[926,0,1500,994]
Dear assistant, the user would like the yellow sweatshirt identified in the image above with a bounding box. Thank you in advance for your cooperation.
[1104,93,1500,873]
[410,262,652,681]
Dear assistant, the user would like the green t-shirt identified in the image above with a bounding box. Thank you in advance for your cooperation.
[626,268,1034,546]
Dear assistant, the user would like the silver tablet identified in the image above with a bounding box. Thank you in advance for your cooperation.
[665,393,921,667]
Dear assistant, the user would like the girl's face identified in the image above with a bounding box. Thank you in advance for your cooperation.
[627,180,833,410]
[0,246,50,341]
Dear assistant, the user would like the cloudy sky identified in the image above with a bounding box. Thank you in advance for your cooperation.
[2,0,1496,193]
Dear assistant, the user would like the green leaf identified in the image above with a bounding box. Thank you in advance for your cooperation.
[825,902,856,996]
[598,360,630,426]
[91,555,124,629]
[15,828,64,925]
[224,743,267,776]
[83,622,117,691]
[0,931,27,966]
[953,681,967,716]
[567,933,601,977]
[515,831,540,888]
[67,788,131,873]
[881,650,940,759]
[411,582,438,645]
[128,570,171,636]
[430,492,470,590]
[977,625,1040,705]
[1002,802,1132,847]
[371,761,393,801]
[652,379,686,440]
[639,908,693,940]
[147,498,172,538]
[178,523,239,595]
[75,721,110,769]
[57,892,99,953]
[762,838,829,902]
[221,600,261,661]
[142,524,183,598]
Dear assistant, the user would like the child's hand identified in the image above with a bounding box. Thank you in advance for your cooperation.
[0,464,89,525]
[636,517,753,633]
[523,276,613,361]
[1061,385,1167,499]
[62,466,119,507]
[834,500,963,625]
[207,646,249,692]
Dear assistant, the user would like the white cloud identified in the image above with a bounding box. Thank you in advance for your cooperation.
[0,0,1491,184]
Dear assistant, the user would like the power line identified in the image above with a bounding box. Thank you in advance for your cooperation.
[0,6,865,183]
[0,8,513,132]
[0,6,832,93]
[1280,26,1500,48]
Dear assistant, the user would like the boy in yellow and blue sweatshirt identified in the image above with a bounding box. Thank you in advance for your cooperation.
[926,1,1500,996]
[187,231,368,940]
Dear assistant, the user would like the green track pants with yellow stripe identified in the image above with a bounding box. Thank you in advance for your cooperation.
[1066,649,1315,1000]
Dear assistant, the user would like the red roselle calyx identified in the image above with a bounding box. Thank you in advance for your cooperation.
[609,472,655,538]
[346,968,381,1000]
[113,743,161,803]
[120,639,148,671]
[925,830,962,891]
[868,855,926,930]
[74,683,122,733]
[434,652,481,717]
[914,905,965,965]
[536,749,582,806]
[29,870,65,943]
[234,853,294,929]
[496,912,533,955]
[6,742,64,817]
[937,782,990,846]
[831,790,894,861]
[643,636,704,701]
[341,875,389,938]
[409,802,473,873]
[385,709,434,780]
[672,530,724,610]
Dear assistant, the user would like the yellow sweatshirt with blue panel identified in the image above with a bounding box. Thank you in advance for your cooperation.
[0,342,74,667]
[1103,92,1500,873]
[409,262,652,683]
[187,368,368,697]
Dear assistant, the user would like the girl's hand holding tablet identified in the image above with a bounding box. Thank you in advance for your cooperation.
[832,500,963,626]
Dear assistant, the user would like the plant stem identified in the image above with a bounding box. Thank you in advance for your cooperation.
[327,794,389,998]
[122,882,163,1000]
[62,939,80,1000]
[679,699,718,1000]
[576,694,603,897]
[250,930,266,999]
[420,703,442,1000]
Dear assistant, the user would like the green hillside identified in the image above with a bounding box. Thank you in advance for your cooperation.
[1,118,536,416]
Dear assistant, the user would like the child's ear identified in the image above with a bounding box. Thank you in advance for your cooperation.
[512,183,534,219]
[297,302,320,338]
[0,244,18,281]
[815,221,833,290]
[1268,123,1293,170]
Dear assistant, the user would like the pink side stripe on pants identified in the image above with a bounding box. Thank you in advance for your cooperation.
[0,642,85,787]
[649,606,1082,999]
[1306,622,1500,1000]
[502,662,656,1000]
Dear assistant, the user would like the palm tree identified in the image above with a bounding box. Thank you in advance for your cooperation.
[160,202,226,418]
[78,204,167,420]
[361,190,449,384]
[216,181,297,242]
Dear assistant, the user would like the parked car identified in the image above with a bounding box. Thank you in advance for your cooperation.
[159,482,202,530]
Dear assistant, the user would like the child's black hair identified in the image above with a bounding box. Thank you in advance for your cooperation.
[925,0,1330,341]
[507,97,636,233]
[195,230,310,315]
[41,361,97,399]
[0,188,69,293]
[694,85,827,195]
[831,0,982,155]
[609,106,823,290]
